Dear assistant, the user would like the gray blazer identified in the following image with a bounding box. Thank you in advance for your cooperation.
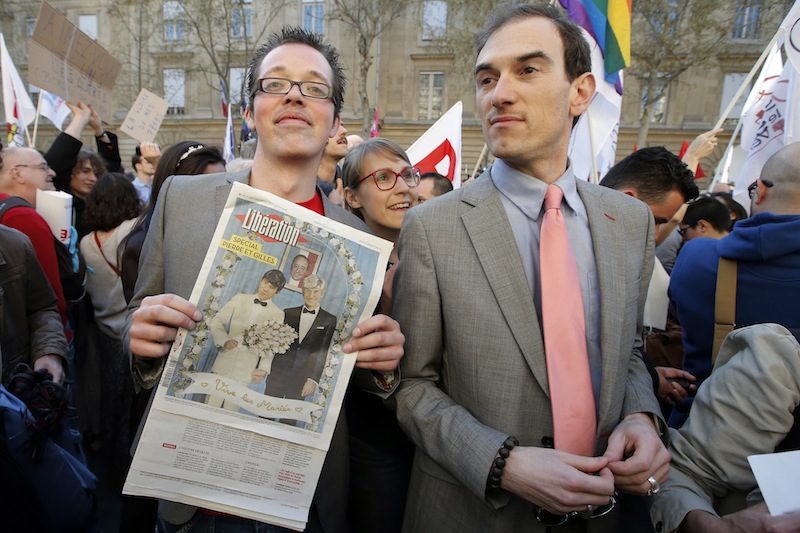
[392,174,660,532]
[123,169,370,532]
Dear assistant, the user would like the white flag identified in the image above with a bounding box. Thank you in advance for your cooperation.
[223,102,234,163]
[39,90,71,131]
[406,101,462,188]
[1,33,35,147]
[781,0,800,71]
[740,43,783,150]
[733,60,794,208]
[569,28,622,183]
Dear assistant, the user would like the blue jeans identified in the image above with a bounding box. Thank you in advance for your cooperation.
[157,512,296,533]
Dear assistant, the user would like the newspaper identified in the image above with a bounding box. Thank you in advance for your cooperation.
[123,182,392,529]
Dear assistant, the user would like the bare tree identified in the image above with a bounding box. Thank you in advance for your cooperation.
[329,0,418,134]
[629,0,741,147]
[177,0,289,110]
[105,0,163,104]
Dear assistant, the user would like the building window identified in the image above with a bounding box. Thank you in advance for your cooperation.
[231,7,253,38]
[27,18,37,37]
[78,15,98,40]
[719,73,750,119]
[732,0,761,40]
[163,1,185,41]
[163,68,186,114]
[229,67,248,108]
[419,72,444,120]
[422,1,447,41]
[302,0,324,34]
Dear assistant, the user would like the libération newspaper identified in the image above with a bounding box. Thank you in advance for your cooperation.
[123,182,392,530]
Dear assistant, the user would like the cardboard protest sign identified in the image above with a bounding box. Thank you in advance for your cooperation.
[27,1,121,118]
[120,89,168,143]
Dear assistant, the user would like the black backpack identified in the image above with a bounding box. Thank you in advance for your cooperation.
[0,196,86,303]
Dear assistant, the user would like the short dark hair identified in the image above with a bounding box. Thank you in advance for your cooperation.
[682,197,731,233]
[711,192,748,230]
[247,26,346,117]
[132,152,142,170]
[600,147,699,205]
[420,172,453,197]
[84,172,143,231]
[261,269,286,292]
[474,3,591,83]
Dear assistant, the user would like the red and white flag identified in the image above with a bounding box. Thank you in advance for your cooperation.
[220,79,229,118]
[406,101,462,188]
[1,33,35,147]
[369,106,380,138]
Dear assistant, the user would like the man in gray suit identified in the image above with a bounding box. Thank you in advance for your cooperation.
[123,27,404,533]
[392,4,670,531]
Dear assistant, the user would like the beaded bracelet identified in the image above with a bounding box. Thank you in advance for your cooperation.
[488,436,519,490]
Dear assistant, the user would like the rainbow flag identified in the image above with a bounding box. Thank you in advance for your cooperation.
[559,0,631,87]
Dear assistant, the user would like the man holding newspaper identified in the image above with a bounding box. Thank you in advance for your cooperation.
[123,27,404,533]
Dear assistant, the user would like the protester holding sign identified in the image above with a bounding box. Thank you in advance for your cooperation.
[44,101,123,238]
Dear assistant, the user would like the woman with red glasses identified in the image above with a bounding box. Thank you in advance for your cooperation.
[342,138,420,266]
[341,138,419,533]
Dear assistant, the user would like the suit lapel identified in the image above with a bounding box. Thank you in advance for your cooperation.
[461,178,549,394]
[214,170,250,226]
[577,181,625,422]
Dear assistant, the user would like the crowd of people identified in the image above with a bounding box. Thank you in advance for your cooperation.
[1,3,799,533]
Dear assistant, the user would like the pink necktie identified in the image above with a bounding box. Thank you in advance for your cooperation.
[539,184,596,456]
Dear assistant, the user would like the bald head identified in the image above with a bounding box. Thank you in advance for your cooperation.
[754,142,800,215]
[0,147,56,206]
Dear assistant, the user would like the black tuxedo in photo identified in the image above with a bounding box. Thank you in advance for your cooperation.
[266,305,336,399]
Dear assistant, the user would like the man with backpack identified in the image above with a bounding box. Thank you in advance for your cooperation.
[0,146,69,330]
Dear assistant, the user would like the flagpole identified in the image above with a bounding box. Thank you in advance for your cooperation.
[713,27,785,130]
[707,118,742,192]
[32,91,43,148]
[472,143,488,179]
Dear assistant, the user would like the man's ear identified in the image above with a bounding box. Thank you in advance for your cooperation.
[755,180,770,206]
[329,115,341,139]
[697,220,709,233]
[620,188,639,199]
[569,72,596,118]
[244,105,255,131]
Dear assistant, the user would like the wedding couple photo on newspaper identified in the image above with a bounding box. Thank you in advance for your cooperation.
[160,182,389,446]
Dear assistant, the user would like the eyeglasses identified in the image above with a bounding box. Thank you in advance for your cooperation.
[534,494,617,527]
[252,77,332,100]
[357,166,421,191]
[15,163,50,172]
[677,225,690,238]
[747,178,774,199]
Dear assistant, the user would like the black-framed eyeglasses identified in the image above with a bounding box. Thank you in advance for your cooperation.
[677,225,690,238]
[748,178,774,199]
[15,162,50,172]
[252,77,332,100]
[357,166,421,191]
[534,494,617,526]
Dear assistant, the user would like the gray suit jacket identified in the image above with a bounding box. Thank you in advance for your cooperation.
[392,174,660,532]
[123,169,370,532]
